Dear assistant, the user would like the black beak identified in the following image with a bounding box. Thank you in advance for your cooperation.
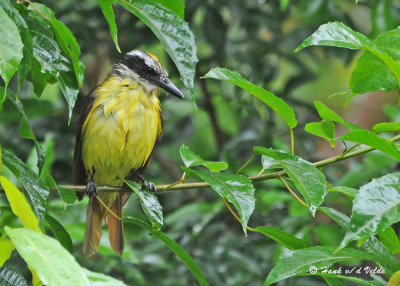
[157,78,184,99]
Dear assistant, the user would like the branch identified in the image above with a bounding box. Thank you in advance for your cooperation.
[54,134,400,193]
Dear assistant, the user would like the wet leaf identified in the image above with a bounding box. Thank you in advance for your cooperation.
[0,6,23,104]
[373,122,400,133]
[339,173,400,250]
[305,120,335,148]
[29,3,84,86]
[0,176,41,232]
[203,68,297,129]
[319,207,400,271]
[118,0,197,102]
[180,144,228,172]
[124,179,163,229]
[0,1,32,93]
[340,130,400,161]
[378,227,400,255]
[155,0,184,19]
[314,101,360,130]
[254,147,327,216]
[295,21,371,51]
[45,214,73,253]
[183,167,255,233]
[83,268,127,285]
[0,235,14,266]
[1,149,50,225]
[264,246,385,285]
[350,51,397,93]
[99,0,120,53]
[5,227,89,285]
[4,91,45,172]
[25,16,79,121]
[253,226,311,250]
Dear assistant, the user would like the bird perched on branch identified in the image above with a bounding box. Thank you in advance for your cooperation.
[73,50,184,257]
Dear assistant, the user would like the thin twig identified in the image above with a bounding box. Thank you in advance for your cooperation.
[94,194,122,221]
[279,176,308,208]
[236,154,256,175]
[2,135,400,194]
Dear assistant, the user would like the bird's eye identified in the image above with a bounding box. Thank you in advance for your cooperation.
[147,66,156,74]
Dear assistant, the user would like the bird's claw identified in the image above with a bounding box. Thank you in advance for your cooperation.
[141,181,157,193]
[86,180,99,197]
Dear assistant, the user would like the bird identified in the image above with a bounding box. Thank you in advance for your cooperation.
[73,50,184,257]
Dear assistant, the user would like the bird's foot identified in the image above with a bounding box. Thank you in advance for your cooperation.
[141,180,157,193]
[86,180,99,197]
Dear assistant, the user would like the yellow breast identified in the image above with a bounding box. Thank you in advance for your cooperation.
[81,76,162,186]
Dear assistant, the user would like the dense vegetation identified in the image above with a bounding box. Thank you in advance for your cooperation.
[1,0,400,285]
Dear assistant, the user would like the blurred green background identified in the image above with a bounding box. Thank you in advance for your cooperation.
[1,0,400,285]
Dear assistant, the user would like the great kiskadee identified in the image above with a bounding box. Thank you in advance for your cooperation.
[73,50,184,257]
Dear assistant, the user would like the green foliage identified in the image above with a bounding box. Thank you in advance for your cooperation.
[254,147,327,216]
[1,0,400,285]
[203,67,297,129]
[124,179,163,229]
[180,144,228,172]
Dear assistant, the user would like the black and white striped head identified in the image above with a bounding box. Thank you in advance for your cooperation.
[113,50,184,99]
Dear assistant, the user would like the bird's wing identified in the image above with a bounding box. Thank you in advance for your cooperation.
[73,91,96,200]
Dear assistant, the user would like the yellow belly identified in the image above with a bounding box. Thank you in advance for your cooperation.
[81,76,162,187]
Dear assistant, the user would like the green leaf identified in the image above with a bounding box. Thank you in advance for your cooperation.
[371,0,397,37]
[0,0,33,93]
[264,246,390,285]
[295,22,371,52]
[155,0,184,19]
[179,145,228,172]
[123,179,163,229]
[340,130,400,161]
[3,91,45,172]
[328,186,358,199]
[183,167,255,233]
[29,3,84,86]
[5,227,89,285]
[0,267,27,286]
[378,227,400,255]
[117,0,197,102]
[0,6,23,104]
[25,16,79,121]
[125,216,209,286]
[0,235,14,266]
[305,120,335,148]
[350,50,397,93]
[263,246,382,285]
[99,0,120,53]
[373,122,400,133]
[314,101,360,130]
[319,207,400,272]
[254,147,327,216]
[45,214,73,253]
[339,173,400,250]
[203,67,297,129]
[28,58,53,97]
[0,176,41,232]
[253,226,311,250]
[83,268,127,285]
[1,149,50,225]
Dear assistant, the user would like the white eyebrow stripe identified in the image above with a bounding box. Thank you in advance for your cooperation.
[127,50,158,69]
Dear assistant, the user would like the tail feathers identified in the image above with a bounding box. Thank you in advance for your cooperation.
[83,197,102,257]
[108,194,124,255]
